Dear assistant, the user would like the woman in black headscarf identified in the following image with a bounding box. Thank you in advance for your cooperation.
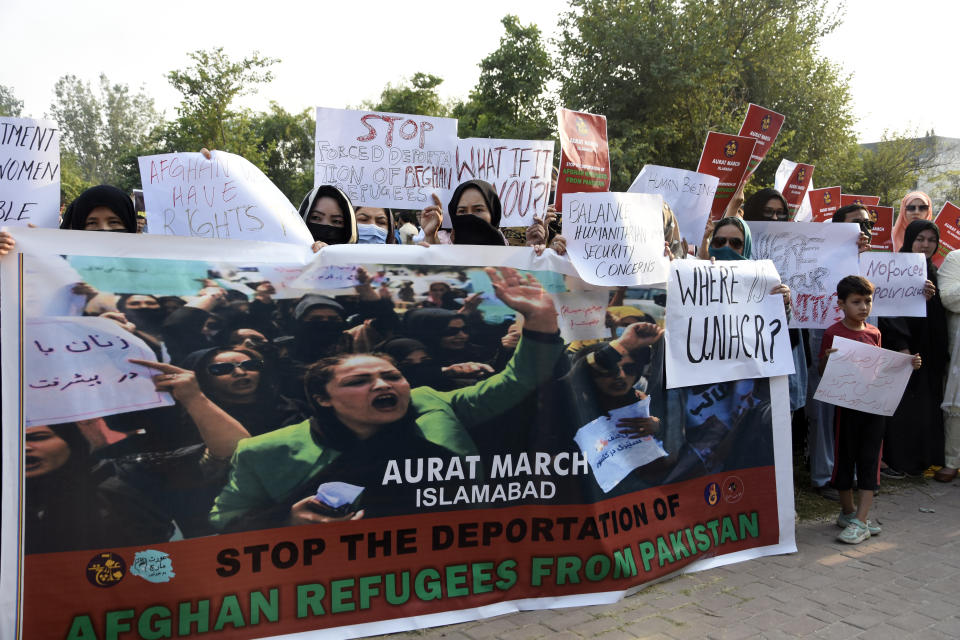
[879,219,947,476]
[298,185,358,252]
[60,185,138,232]
[401,308,493,381]
[419,180,508,245]
[742,188,790,222]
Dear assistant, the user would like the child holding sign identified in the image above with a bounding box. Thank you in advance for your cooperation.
[819,276,922,544]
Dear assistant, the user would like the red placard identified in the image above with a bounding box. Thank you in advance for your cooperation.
[781,163,814,219]
[867,205,893,251]
[933,201,960,266]
[695,132,757,221]
[808,186,841,222]
[553,108,611,212]
[738,104,785,178]
[840,193,880,208]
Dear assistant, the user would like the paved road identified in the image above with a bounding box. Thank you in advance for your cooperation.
[378,479,960,639]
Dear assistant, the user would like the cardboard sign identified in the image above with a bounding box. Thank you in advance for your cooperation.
[867,205,894,251]
[0,116,60,227]
[314,107,458,209]
[933,201,960,267]
[773,160,814,219]
[859,252,927,317]
[696,132,757,221]
[808,186,841,223]
[627,165,718,247]
[138,151,313,245]
[750,221,862,329]
[665,259,794,388]
[554,108,611,212]
[455,138,553,226]
[738,104,785,178]
[563,192,669,286]
[839,193,880,208]
[814,336,915,416]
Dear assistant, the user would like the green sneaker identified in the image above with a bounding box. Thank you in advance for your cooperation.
[865,519,881,536]
[838,518,871,544]
[836,513,881,536]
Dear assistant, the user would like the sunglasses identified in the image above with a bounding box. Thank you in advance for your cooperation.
[906,204,929,212]
[710,236,744,251]
[440,325,470,337]
[761,207,789,221]
[595,362,642,377]
[858,219,875,231]
[207,359,264,376]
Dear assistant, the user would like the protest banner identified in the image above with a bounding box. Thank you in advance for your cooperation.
[455,138,553,226]
[932,201,960,267]
[858,252,927,317]
[1,231,795,640]
[867,205,893,251]
[813,336,915,416]
[664,259,793,388]
[554,108,611,212]
[315,107,458,210]
[627,165,718,248]
[563,192,669,286]
[695,133,757,221]
[750,221,861,329]
[0,116,60,228]
[839,193,880,208]
[808,186,841,223]
[773,160,814,219]
[138,151,313,245]
[738,104,785,179]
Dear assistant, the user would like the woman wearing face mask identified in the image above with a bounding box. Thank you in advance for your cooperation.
[298,185,358,252]
[354,206,396,244]
[892,191,934,251]
[878,220,946,477]
[419,180,508,246]
[706,217,792,310]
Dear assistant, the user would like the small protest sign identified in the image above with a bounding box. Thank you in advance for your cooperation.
[315,107,458,209]
[455,138,553,226]
[554,108,611,212]
[665,259,793,388]
[25,316,174,426]
[932,201,960,267]
[840,193,880,208]
[808,186,841,223]
[738,104,785,178]
[563,192,668,286]
[0,117,60,227]
[867,205,894,251]
[627,165,718,248]
[773,159,814,219]
[290,262,360,290]
[138,151,312,244]
[750,220,861,329]
[859,252,927,317]
[814,336,915,416]
[553,289,610,342]
[696,132,757,221]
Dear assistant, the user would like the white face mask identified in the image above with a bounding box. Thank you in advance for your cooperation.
[357,223,388,244]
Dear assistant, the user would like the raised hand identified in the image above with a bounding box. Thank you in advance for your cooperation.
[614,322,664,352]
[420,193,444,244]
[129,358,203,404]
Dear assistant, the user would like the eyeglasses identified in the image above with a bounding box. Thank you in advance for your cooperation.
[595,362,642,378]
[857,219,875,231]
[207,359,265,376]
[710,236,744,251]
[761,207,789,221]
[906,204,929,212]
[440,325,470,337]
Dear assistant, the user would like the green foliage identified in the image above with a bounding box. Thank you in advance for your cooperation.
[251,103,316,203]
[362,73,452,118]
[59,152,94,205]
[0,85,23,117]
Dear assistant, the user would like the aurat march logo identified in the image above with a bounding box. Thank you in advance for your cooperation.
[724,140,738,158]
[761,114,772,131]
[85,552,126,588]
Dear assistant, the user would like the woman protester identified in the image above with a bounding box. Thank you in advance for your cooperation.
[937,249,960,483]
[878,220,946,477]
[354,206,396,244]
[298,185,358,252]
[209,267,564,531]
[892,191,934,251]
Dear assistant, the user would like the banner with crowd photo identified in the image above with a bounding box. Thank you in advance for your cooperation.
[0,230,795,640]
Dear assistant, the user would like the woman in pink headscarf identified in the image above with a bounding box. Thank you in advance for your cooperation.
[892,191,934,251]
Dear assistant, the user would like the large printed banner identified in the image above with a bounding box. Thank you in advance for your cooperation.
[696,132,757,221]
[0,116,60,228]
[627,165,718,248]
[738,104,785,179]
[554,108,611,212]
[314,107,458,209]
[0,231,794,639]
[933,201,960,267]
[750,221,861,329]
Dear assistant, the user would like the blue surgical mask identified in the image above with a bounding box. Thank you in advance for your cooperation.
[357,224,388,244]
[708,246,747,261]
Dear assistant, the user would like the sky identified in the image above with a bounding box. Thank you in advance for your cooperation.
[1,0,955,143]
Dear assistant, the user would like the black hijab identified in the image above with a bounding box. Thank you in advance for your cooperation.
[742,188,789,222]
[448,180,506,245]
[298,185,358,244]
[60,185,137,232]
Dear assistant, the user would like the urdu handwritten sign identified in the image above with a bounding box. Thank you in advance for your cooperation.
[813,336,914,416]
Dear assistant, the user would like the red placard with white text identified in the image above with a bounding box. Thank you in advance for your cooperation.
[553,108,611,212]
[933,202,960,266]
[696,132,757,221]
[738,104,785,178]
[840,194,880,208]
[808,186,841,222]
[867,205,893,251]
[781,163,814,219]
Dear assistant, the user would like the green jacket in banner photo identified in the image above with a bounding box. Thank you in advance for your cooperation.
[209,332,565,531]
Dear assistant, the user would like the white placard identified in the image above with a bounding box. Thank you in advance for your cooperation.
[665,259,794,388]
[627,165,718,248]
[138,151,312,245]
[859,252,928,317]
[454,138,553,227]
[553,289,610,342]
[563,192,669,286]
[25,316,174,426]
[314,107,458,209]
[813,336,914,416]
[750,220,861,329]
[0,117,60,227]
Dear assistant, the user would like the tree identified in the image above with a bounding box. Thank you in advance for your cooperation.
[362,73,452,118]
[0,85,23,117]
[251,103,316,203]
